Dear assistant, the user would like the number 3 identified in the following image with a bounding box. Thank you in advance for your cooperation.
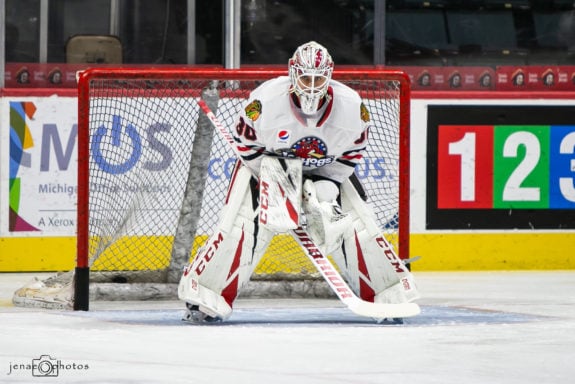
[559,131,575,202]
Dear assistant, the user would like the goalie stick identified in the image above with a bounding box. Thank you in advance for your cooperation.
[197,98,420,319]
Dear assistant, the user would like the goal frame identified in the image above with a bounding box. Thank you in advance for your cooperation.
[74,67,411,311]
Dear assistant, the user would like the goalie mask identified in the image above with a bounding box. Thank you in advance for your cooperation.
[289,41,334,115]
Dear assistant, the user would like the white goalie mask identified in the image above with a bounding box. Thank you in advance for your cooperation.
[289,41,334,115]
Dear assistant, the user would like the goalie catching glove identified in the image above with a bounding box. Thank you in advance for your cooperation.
[302,179,352,255]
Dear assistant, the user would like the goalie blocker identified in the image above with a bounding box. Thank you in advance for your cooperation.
[178,157,419,321]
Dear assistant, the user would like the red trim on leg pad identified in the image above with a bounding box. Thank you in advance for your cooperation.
[221,228,245,307]
[355,230,376,302]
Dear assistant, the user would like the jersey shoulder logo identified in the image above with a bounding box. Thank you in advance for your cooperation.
[360,102,370,122]
[245,100,262,121]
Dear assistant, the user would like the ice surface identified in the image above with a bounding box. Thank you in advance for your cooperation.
[1,271,575,384]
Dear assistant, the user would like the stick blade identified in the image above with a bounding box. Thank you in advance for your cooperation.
[347,300,421,319]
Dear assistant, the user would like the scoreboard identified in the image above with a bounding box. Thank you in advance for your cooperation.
[427,105,575,230]
[437,124,575,209]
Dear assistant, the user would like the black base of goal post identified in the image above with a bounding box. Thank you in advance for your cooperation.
[73,266,90,310]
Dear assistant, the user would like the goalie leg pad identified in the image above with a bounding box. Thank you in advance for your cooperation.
[178,164,274,319]
[331,179,420,304]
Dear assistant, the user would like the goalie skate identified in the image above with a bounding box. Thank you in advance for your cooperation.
[182,303,222,324]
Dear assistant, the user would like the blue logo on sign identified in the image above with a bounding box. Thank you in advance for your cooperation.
[91,115,142,174]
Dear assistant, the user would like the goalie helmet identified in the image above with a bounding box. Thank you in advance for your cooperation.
[289,41,334,115]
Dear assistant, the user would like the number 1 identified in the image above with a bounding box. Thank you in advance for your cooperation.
[449,132,476,202]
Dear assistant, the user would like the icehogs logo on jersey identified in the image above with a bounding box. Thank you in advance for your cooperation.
[245,100,262,121]
[291,136,334,167]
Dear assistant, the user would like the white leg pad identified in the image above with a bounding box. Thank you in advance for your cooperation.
[178,276,233,319]
[332,179,420,304]
[178,164,274,319]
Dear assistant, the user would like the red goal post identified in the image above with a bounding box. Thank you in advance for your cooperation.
[72,67,411,310]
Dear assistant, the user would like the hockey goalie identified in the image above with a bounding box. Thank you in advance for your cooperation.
[178,41,420,323]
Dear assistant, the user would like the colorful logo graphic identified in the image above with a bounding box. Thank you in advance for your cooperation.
[277,129,290,144]
[91,115,142,174]
[360,102,370,122]
[9,101,40,231]
[290,136,334,167]
[245,100,262,122]
[291,136,327,158]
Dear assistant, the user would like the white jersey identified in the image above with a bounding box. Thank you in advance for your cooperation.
[233,76,370,183]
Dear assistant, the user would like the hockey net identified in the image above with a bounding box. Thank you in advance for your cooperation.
[13,68,410,310]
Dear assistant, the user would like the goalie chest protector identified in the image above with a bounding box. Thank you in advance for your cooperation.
[240,76,368,173]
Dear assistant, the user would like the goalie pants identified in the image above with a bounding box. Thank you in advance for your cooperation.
[178,163,419,319]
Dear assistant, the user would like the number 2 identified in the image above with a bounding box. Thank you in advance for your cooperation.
[502,131,540,202]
